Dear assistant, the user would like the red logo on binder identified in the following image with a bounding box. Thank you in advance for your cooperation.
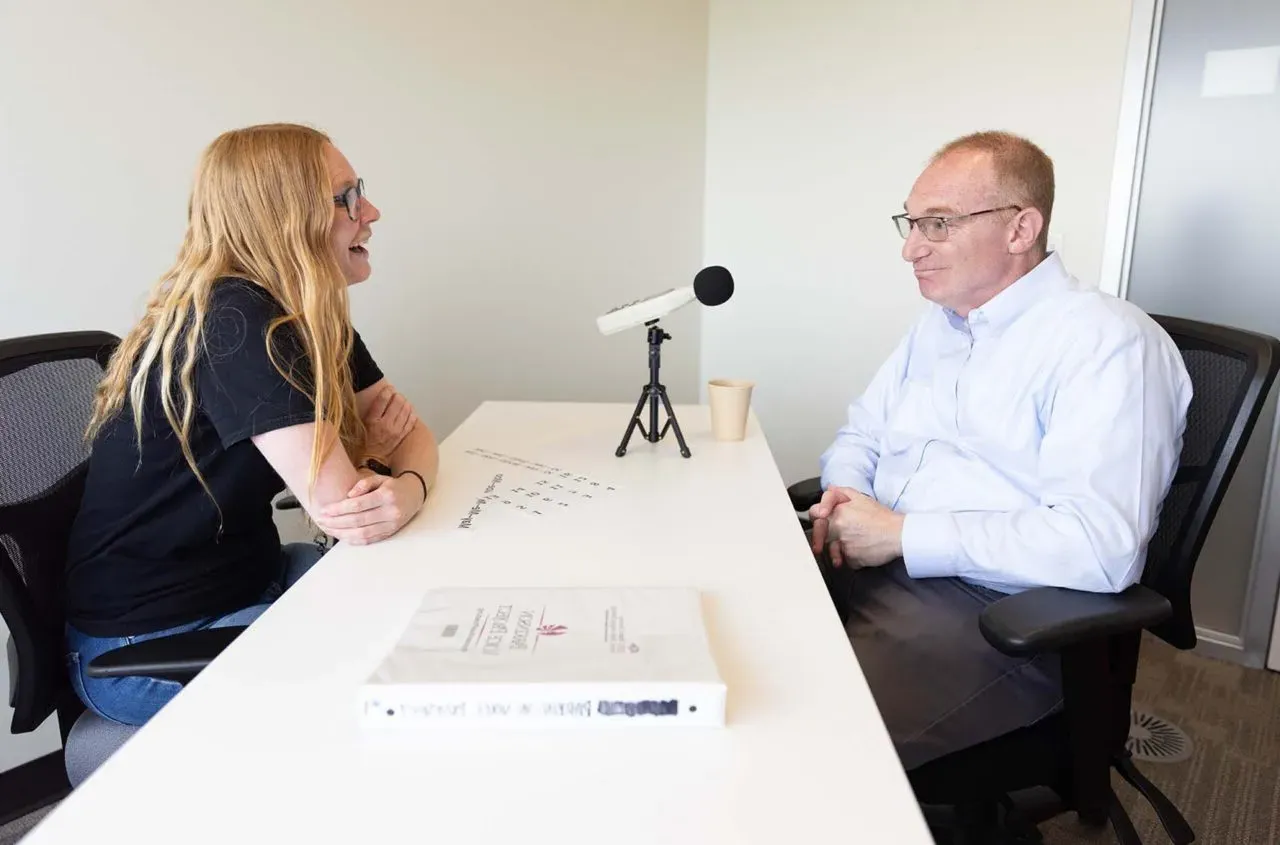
[538,624,568,636]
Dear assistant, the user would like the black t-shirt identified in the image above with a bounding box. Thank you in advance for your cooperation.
[65,278,383,637]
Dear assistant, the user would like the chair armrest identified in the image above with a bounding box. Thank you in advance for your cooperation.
[787,477,824,513]
[85,626,248,682]
[276,494,301,510]
[979,585,1171,657]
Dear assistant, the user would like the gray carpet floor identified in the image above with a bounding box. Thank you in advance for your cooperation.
[1041,634,1280,844]
[3,634,1278,844]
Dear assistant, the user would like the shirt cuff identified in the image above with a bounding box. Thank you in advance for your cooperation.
[901,512,963,579]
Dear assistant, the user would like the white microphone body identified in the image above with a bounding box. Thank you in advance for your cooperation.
[596,286,696,336]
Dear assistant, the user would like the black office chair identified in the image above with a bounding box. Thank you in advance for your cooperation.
[788,314,1280,844]
[0,331,246,804]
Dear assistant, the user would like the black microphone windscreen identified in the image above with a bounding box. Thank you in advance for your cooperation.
[693,266,734,306]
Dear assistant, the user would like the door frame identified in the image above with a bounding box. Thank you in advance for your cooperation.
[1099,0,1162,301]
[1103,0,1280,668]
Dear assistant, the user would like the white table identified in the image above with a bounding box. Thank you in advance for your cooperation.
[27,401,932,844]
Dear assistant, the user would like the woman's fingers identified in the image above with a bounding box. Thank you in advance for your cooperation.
[368,384,395,420]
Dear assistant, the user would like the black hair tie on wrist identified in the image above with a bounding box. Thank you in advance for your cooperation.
[397,469,428,502]
[363,458,393,476]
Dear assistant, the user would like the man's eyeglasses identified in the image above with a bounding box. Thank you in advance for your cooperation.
[891,205,1021,242]
[333,178,366,222]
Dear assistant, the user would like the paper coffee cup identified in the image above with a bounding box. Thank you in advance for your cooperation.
[708,379,754,441]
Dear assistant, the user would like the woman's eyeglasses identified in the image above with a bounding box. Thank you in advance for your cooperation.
[333,178,366,222]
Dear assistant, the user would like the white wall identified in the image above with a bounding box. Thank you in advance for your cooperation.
[1,0,708,773]
[700,0,1137,486]
[1,0,1144,776]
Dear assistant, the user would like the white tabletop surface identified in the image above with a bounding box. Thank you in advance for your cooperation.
[27,401,932,844]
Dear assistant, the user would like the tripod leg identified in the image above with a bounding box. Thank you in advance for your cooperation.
[657,387,692,458]
[616,386,651,457]
[649,381,661,443]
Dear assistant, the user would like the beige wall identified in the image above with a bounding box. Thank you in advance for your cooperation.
[0,0,709,773]
[700,0,1137,486]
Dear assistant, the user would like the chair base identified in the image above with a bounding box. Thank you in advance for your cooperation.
[0,751,71,827]
[925,798,1049,844]
[918,752,1194,845]
[1113,752,1195,844]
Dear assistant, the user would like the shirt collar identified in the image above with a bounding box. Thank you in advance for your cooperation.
[944,251,1073,339]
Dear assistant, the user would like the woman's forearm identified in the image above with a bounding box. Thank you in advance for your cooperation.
[389,419,439,493]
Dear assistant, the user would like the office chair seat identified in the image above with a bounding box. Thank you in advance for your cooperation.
[64,711,139,787]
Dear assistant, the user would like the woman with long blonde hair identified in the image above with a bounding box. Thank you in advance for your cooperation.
[64,123,439,726]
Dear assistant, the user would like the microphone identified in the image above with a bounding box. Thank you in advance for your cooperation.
[596,266,734,336]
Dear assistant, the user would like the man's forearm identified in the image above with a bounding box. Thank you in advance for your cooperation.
[818,431,880,496]
[900,504,1142,593]
[388,420,439,493]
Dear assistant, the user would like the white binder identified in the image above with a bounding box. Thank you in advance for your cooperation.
[358,586,726,728]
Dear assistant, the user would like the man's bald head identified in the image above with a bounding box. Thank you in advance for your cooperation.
[901,131,1057,315]
[931,131,1055,251]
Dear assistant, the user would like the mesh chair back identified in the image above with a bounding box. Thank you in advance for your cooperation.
[1142,316,1280,648]
[0,331,118,733]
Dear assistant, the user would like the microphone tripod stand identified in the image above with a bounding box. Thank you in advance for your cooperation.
[616,320,691,458]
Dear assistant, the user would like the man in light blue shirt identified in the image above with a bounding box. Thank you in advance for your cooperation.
[809,131,1192,770]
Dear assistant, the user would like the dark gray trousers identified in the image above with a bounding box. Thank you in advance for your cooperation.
[819,553,1063,771]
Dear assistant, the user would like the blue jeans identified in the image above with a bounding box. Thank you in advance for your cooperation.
[65,542,325,726]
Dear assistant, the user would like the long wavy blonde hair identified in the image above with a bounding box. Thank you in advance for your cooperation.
[87,123,365,505]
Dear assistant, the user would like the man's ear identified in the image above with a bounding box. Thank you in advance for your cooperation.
[1008,208,1045,255]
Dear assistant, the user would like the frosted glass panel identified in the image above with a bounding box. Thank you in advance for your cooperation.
[1125,0,1280,639]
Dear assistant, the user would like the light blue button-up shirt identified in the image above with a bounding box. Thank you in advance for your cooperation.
[819,252,1193,595]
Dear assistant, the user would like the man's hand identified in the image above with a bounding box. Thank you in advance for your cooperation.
[811,487,904,568]
[825,492,905,569]
[315,473,426,545]
[809,486,857,564]
[361,383,417,465]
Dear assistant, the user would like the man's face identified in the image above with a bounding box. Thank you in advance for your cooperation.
[900,151,1020,314]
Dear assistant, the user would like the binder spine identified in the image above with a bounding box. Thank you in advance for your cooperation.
[359,683,725,728]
